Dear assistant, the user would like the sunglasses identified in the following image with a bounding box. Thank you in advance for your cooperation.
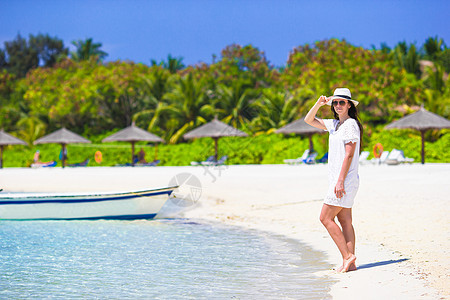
[332,100,348,107]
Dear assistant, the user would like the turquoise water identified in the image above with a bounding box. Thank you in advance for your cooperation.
[0,219,335,299]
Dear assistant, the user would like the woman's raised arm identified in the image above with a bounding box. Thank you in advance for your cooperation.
[304,95,328,130]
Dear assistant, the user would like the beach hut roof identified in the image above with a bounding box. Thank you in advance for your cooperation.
[0,130,27,146]
[385,107,450,164]
[102,125,164,143]
[34,128,91,145]
[184,119,248,139]
[385,107,450,131]
[275,118,324,134]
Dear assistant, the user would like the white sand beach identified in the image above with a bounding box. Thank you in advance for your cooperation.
[1,163,448,299]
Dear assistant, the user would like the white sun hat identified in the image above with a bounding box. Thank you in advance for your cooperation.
[326,88,359,106]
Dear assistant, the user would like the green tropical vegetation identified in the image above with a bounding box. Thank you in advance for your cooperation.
[0,35,449,167]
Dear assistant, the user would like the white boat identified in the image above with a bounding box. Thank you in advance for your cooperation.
[0,186,177,220]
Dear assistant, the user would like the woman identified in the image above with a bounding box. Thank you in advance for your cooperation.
[305,88,363,273]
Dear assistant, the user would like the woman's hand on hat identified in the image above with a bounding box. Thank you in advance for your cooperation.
[317,95,328,106]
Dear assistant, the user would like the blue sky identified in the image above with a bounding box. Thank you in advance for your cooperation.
[1,0,449,67]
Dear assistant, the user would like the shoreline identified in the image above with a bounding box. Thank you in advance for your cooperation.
[0,164,448,298]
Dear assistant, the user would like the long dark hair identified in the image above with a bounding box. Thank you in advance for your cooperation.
[331,102,363,152]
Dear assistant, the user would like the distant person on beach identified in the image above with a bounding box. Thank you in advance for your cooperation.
[138,148,147,163]
[33,150,40,163]
[59,148,68,161]
[305,88,363,273]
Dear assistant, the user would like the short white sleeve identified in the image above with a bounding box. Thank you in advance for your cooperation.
[323,119,336,132]
[342,119,360,144]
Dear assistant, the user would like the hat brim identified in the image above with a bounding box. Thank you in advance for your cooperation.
[326,96,359,106]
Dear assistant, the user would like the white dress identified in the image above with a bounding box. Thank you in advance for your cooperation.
[323,118,360,208]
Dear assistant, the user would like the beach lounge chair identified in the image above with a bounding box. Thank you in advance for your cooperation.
[214,155,227,166]
[403,155,414,164]
[30,151,57,168]
[395,149,414,164]
[284,150,310,165]
[202,155,227,166]
[386,149,402,165]
[68,159,89,167]
[371,151,389,165]
[386,149,414,165]
[191,156,214,166]
[149,159,160,166]
[30,161,57,168]
[138,159,160,167]
[304,152,318,164]
[359,151,370,164]
[316,152,328,164]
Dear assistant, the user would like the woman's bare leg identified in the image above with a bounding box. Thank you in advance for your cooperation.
[320,204,356,272]
[337,208,357,271]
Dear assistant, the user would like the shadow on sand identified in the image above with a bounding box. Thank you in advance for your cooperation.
[358,258,409,270]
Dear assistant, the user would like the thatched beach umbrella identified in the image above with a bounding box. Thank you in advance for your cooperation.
[385,107,450,164]
[276,118,324,152]
[0,130,28,168]
[183,118,248,160]
[102,124,164,166]
[34,128,91,168]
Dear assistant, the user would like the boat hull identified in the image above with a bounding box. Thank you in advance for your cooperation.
[0,187,177,220]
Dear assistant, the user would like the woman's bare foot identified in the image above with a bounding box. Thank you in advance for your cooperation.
[340,254,357,273]
[348,262,357,271]
[336,253,357,273]
[336,262,356,273]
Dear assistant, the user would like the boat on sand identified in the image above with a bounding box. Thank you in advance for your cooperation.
[0,186,177,220]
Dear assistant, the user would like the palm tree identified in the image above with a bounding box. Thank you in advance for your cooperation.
[423,36,445,61]
[371,42,391,54]
[70,38,107,62]
[379,42,391,54]
[132,67,173,139]
[163,73,214,143]
[151,54,185,74]
[16,116,46,146]
[422,64,449,117]
[252,89,299,133]
[214,81,256,129]
[405,44,421,78]
[423,63,445,93]
[392,42,421,78]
